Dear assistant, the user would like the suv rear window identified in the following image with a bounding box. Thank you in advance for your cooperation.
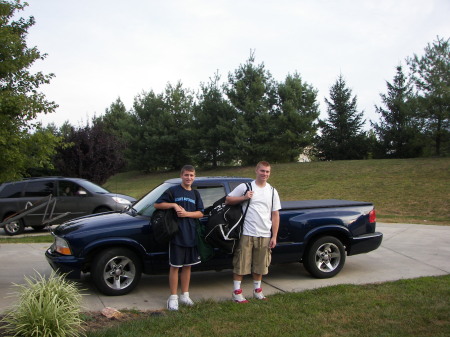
[23,181,54,197]
[0,182,25,198]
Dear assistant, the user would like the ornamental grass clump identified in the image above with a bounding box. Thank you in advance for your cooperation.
[1,271,85,337]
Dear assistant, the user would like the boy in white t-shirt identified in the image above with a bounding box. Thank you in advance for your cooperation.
[226,161,281,302]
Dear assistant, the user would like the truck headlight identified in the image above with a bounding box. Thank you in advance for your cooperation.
[54,237,72,255]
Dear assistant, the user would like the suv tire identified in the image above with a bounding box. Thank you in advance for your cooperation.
[4,218,25,236]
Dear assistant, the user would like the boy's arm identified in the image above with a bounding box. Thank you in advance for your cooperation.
[175,208,203,218]
[225,192,252,205]
[225,183,253,205]
[154,202,180,211]
[269,210,280,249]
[154,203,203,218]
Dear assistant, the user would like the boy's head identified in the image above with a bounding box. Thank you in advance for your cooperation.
[255,161,271,183]
[180,165,196,175]
[180,165,196,189]
[256,161,270,170]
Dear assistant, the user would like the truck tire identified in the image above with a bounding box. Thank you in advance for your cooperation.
[3,219,25,236]
[91,248,142,296]
[303,236,346,278]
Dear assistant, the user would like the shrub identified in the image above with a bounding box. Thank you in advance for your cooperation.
[1,271,85,337]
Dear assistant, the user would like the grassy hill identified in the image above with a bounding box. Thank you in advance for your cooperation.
[105,158,450,225]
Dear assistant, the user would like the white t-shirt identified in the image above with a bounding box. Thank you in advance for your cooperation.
[228,181,281,238]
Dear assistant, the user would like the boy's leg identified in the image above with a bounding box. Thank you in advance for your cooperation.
[252,273,262,281]
[168,266,180,310]
[180,266,192,293]
[251,237,271,300]
[169,266,180,295]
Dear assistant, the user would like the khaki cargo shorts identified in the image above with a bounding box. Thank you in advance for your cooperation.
[233,235,272,276]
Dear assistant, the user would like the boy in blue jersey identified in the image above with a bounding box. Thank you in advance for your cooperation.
[154,165,204,311]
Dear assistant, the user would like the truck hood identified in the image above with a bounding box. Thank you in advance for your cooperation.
[53,211,146,237]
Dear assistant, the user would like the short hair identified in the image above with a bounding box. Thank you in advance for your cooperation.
[181,165,196,175]
[256,161,271,169]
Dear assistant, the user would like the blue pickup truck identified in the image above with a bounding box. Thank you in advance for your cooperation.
[45,177,383,296]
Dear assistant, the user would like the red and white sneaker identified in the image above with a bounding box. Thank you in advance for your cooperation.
[253,288,267,300]
[232,289,249,303]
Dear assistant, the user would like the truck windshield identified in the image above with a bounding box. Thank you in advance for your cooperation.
[132,182,175,217]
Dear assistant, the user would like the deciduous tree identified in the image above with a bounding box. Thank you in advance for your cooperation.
[0,0,59,181]
[54,122,125,185]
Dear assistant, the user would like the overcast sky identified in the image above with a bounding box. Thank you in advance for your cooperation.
[21,0,450,128]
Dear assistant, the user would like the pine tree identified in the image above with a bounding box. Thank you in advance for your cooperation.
[407,36,450,156]
[191,73,238,167]
[275,73,320,162]
[225,52,278,165]
[315,75,367,160]
[127,82,194,171]
[372,65,423,158]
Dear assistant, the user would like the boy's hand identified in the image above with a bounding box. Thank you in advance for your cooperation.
[176,206,188,217]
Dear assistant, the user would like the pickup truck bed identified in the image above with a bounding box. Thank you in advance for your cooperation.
[281,199,373,210]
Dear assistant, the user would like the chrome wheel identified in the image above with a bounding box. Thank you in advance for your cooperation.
[315,242,341,273]
[4,219,25,236]
[92,248,142,295]
[304,236,346,278]
[102,255,136,291]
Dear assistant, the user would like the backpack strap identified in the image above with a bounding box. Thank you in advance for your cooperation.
[242,182,252,218]
[271,186,274,220]
[167,187,175,202]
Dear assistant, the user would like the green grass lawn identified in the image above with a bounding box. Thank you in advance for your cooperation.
[105,158,450,225]
[85,275,450,337]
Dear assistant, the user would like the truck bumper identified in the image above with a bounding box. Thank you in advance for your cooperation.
[348,232,383,255]
[45,248,83,279]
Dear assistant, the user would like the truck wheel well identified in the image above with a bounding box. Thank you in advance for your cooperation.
[82,244,143,273]
[304,230,350,257]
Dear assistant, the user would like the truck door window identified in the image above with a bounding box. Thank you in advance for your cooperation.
[195,186,225,209]
[229,181,245,192]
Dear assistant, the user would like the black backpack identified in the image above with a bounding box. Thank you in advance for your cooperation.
[151,207,179,246]
[204,183,252,254]
[151,188,179,245]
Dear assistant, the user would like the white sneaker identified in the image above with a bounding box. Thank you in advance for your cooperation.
[179,293,194,306]
[232,289,248,303]
[253,287,267,300]
[167,295,179,311]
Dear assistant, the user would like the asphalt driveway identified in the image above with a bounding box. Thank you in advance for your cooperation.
[0,223,449,313]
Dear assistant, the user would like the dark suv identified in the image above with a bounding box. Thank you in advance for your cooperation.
[0,177,136,235]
